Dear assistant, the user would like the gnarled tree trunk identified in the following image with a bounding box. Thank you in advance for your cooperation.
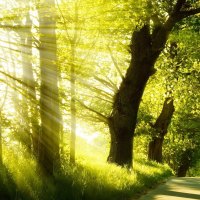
[107,25,164,167]
[148,98,175,163]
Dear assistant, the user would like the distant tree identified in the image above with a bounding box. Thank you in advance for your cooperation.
[177,148,193,177]
[148,41,179,163]
[148,97,175,162]
[165,116,200,177]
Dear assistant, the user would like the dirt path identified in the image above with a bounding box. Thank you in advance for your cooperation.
[138,177,200,200]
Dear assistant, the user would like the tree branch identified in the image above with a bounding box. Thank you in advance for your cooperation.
[75,77,113,100]
[151,1,199,54]
[0,71,36,98]
[78,92,113,104]
[107,45,124,80]
[94,75,117,92]
[173,0,186,14]
[179,7,200,18]
[76,99,108,124]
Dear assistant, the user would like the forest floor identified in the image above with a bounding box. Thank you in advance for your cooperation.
[137,177,200,200]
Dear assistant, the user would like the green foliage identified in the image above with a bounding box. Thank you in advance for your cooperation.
[189,160,200,176]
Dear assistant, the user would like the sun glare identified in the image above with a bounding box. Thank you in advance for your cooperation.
[76,126,99,145]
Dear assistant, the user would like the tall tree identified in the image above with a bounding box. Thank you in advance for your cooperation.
[20,8,40,156]
[38,0,61,175]
[0,78,8,165]
[0,115,2,165]
[68,1,79,164]
[107,0,200,168]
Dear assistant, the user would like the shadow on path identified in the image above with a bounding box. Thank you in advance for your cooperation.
[161,190,200,199]
[138,177,200,200]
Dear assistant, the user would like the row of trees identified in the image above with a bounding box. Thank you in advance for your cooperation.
[0,0,199,177]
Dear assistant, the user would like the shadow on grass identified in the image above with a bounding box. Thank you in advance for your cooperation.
[54,162,172,200]
[0,164,15,200]
[0,164,34,200]
[54,165,132,200]
[134,158,161,168]
[0,160,172,200]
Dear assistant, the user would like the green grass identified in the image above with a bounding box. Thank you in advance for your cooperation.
[0,141,172,200]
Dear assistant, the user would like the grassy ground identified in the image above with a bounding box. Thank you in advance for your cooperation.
[0,140,172,200]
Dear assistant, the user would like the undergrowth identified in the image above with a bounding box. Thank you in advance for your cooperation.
[0,140,172,200]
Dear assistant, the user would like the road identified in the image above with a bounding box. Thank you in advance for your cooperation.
[138,177,200,200]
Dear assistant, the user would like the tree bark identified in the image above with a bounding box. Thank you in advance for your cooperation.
[148,98,175,163]
[177,163,190,177]
[108,118,133,167]
[107,0,198,167]
[38,0,61,176]
[108,25,158,167]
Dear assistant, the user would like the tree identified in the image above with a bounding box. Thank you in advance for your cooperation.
[56,0,108,163]
[148,97,174,162]
[0,64,8,164]
[177,148,193,177]
[148,41,179,163]
[0,113,2,165]
[107,0,200,168]
[23,11,39,156]
[162,64,200,176]
[18,6,40,154]
[38,0,61,175]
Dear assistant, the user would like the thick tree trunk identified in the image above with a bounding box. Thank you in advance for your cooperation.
[177,164,189,177]
[108,118,133,167]
[38,0,61,176]
[148,137,164,163]
[177,149,192,177]
[107,9,179,166]
[107,26,158,167]
[148,98,175,163]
